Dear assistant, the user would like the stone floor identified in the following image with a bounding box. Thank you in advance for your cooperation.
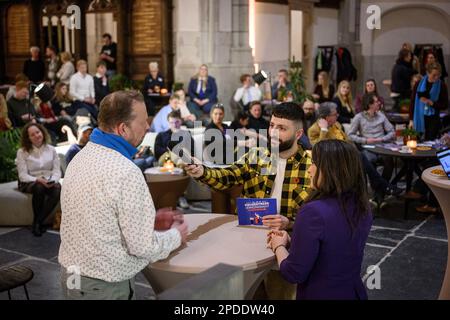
[0,198,447,300]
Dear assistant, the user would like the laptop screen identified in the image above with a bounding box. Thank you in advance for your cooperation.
[437,148,450,179]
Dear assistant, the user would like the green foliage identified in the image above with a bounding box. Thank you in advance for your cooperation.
[109,74,141,92]
[0,128,21,183]
[401,127,419,138]
[288,57,312,104]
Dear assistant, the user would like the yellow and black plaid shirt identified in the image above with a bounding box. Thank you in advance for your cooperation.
[198,145,312,220]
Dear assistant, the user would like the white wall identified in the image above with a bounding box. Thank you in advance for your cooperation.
[254,2,289,64]
[312,8,339,51]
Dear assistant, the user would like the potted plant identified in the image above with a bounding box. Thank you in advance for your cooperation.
[0,128,21,183]
[399,99,410,114]
[401,127,419,145]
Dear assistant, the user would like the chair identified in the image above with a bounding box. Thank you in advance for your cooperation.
[0,265,34,300]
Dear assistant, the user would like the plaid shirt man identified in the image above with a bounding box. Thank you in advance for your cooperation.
[198,145,312,220]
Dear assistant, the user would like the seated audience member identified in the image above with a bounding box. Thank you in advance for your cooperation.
[23,46,45,84]
[65,124,93,166]
[46,45,60,87]
[7,81,36,127]
[15,123,61,237]
[142,62,165,117]
[332,80,354,124]
[309,102,400,203]
[172,86,199,127]
[6,74,29,101]
[354,79,385,114]
[185,102,311,299]
[268,139,372,300]
[33,96,75,143]
[229,111,249,131]
[133,146,155,173]
[51,82,74,117]
[272,69,294,101]
[233,74,262,112]
[0,94,13,131]
[348,93,395,182]
[188,64,218,114]
[204,104,231,164]
[248,101,269,132]
[312,71,334,104]
[150,94,181,133]
[56,52,75,85]
[94,61,110,106]
[154,110,194,161]
[69,60,98,120]
[302,99,317,133]
[409,62,448,141]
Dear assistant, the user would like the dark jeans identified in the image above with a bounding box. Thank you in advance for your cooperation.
[363,150,394,182]
[413,159,440,206]
[360,152,389,194]
[19,182,61,225]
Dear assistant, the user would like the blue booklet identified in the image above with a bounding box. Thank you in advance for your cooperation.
[236,198,277,226]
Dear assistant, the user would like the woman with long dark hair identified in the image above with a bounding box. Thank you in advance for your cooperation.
[15,123,61,237]
[267,139,373,300]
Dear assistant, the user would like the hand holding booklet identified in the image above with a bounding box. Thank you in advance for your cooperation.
[237,198,277,226]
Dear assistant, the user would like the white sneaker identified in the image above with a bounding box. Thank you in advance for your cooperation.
[178,196,190,209]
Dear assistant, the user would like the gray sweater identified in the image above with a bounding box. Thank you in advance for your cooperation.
[348,111,395,144]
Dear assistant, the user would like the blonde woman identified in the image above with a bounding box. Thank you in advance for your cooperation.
[0,93,12,131]
[313,71,335,103]
[187,64,218,114]
[332,80,354,124]
[56,52,75,85]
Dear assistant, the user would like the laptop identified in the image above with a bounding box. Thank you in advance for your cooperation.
[437,148,450,179]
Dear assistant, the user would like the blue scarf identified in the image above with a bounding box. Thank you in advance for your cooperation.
[90,128,137,161]
[413,76,441,134]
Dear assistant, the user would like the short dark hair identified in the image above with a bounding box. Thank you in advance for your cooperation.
[46,45,57,54]
[96,60,107,68]
[98,91,144,131]
[362,93,377,111]
[167,110,181,120]
[235,111,249,121]
[20,123,50,153]
[272,102,304,128]
[278,69,288,75]
[102,33,112,40]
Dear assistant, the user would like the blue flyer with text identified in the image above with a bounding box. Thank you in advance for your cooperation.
[236,198,277,226]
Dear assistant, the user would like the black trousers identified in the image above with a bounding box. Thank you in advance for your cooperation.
[424,115,441,141]
[19,182,61,225]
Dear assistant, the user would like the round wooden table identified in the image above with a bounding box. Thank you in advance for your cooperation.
[143,213,276,299]
[144,167,190,209]
[422,166,450,300]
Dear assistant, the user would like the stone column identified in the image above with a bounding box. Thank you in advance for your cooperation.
[288,0,317,91]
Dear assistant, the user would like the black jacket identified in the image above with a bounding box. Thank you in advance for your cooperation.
[391,60,415,97]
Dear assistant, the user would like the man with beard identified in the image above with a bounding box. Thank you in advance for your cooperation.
[184,102,311,299]
[302,99,317,132]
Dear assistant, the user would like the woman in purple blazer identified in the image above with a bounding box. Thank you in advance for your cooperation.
[268,140,373,300]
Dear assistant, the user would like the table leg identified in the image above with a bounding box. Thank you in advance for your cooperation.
[391,162,408,186]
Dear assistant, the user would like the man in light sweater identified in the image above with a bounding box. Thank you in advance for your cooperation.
[59,90,188,300]
[69,60,98,120]
[348,93,396,182]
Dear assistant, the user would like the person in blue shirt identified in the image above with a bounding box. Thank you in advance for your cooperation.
[150,94,181,133]
[187,64,218,114]
[65,124,93,166]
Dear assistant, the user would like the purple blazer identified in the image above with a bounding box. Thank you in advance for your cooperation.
[280,196,372,300]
